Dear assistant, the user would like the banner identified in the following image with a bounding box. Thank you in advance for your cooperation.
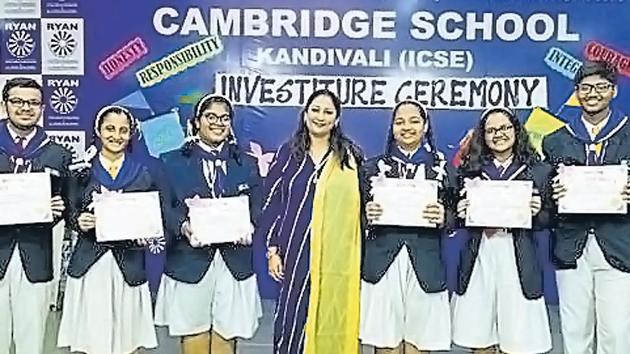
[1,0,629,300]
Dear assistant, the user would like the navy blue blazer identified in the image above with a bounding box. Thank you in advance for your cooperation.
[0,143,71,283]
[66,159,177,286]
[360,153,451,293]
[160,144,262,283]
[543,111,630,273]
[454,160,553,300]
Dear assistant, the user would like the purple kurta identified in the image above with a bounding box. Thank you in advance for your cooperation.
[258,144,330,354]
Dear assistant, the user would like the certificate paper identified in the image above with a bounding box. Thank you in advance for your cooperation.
[466,179,533,229]
[558,165,627,214]
[0,172,52,225]
[94,191,164,242]
[372,178,438,228]
[186,195,251,244]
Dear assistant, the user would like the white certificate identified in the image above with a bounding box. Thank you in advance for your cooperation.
[186,195,251,244]
[372,177,438,228]
[558,165,627,214]
[466,179,533,229]
[94,191,164,242]
[0,172,52,225]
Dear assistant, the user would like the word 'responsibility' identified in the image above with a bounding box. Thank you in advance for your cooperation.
[136,36,223,88]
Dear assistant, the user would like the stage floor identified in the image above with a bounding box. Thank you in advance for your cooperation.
[38,300,564,354]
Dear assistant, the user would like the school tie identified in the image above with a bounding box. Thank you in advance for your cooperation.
[206,158,226,198]
[592,125,603,157]
[405,163,415,179]
[14,136,25,156]
[485,164,506,237]
[12,137,29,173]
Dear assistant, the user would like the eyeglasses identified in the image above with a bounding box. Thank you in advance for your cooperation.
[201,112,231,124]
[577,82,614,95]
[7,97,42,108]
[485,124,514,136]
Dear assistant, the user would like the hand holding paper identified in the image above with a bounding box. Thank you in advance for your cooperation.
[365,201,384,223]
[622,180,630,204]
[530,194,542,216]
[422,202,445,225]
[465,179,533,229]
[185,195,251,244]
[0,172,52,225]
[557,165,627,214]
[371,177,439,228]
[77,212,96,232]
[51,195,65,218]
[93,191,164,242]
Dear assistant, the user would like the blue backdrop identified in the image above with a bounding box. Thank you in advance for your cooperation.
[1,0,629,301]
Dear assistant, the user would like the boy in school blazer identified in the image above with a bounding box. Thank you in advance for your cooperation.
[0,77,71,354]
[543,60,630,354]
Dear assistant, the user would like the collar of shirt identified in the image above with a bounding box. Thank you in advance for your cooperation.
[397,145,420,159]
[581,112,611,140]
[493,155,514,170]
[99,153,125,174]
[7,124,37,148]
[197,140,224,154]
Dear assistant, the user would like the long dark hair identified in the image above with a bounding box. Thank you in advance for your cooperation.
[386,99,440,165]
[181,94,241,164]
[460,107,538,175]
[289,89,362,169]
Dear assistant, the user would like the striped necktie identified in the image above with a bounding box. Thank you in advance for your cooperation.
[14,136,25,155]
[592,125,603,157]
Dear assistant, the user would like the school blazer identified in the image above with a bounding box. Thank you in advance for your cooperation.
[360,154,452,293]
[543,122,630,273]
[65,163,176,286]
[454,161,553,300]
[0,143,71,283]
[160,148,263,283]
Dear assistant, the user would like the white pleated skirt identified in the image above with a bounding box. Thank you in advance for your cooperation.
[451,231,552,354]
[155,252,262,339]
[360,246,452,351]
[57,251,157,354]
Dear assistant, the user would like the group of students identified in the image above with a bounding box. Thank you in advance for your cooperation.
[0,59,628,354]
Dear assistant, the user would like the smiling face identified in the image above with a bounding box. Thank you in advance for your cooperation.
[575,74,616,115]
[483,111,516,156]
[304,94,337,138]
[98,112,131,155]
[4,86,43,131]
[392,103,425,151]
[197,101,232,146]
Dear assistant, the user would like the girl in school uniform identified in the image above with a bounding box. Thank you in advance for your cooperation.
[154,94,262,354]
[451,107,553,354]
[58,105,173,354]
[360,99,452,354]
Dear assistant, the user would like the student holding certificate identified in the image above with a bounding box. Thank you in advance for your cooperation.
[0,77,71,354]
[542,61,630,354]
[154,94,262,354]
[452,107,553,354]
[359,100,451,354]
[57,105,172,354]
[259,89,363,354]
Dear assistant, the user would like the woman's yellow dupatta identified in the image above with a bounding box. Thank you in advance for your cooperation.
[305,155,361,354]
